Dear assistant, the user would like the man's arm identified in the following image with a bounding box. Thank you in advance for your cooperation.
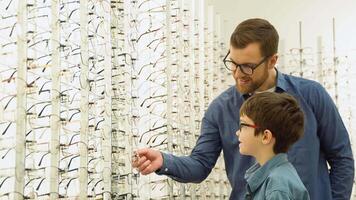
[313,84,354,199]
[156,112,223,183]
[133,100,224,183]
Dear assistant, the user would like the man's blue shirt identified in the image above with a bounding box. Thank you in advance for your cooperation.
[157,70,354,200]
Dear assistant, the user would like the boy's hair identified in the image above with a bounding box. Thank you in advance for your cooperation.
[240,92,304,153]
[230,18,279,57]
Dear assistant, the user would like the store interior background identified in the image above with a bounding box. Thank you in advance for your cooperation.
[0,0,355,199]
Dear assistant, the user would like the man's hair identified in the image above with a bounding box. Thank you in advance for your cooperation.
[240,92,304,153]
[230,18,279,57]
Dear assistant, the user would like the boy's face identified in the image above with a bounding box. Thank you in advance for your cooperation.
[236,115,262,156]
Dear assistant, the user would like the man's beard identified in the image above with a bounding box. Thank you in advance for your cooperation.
[235,71,269,94]
[236,81,259,94]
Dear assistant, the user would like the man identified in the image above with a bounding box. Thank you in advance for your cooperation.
[132,18,354,200]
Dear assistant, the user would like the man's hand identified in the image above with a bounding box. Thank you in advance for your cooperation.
[132,148,163,175]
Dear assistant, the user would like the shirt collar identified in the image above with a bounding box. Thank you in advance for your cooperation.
[244,153,289,193]
[275,68,289,92]
[242,93,252,100]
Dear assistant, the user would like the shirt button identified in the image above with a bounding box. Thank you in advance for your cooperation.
[164,168,168,172]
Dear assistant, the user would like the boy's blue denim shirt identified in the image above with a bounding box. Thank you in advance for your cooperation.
[156,69,354,200]
[244,153,310,200]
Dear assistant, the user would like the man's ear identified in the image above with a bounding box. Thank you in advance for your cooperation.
[268,54,278,69]
[261,129,274,145]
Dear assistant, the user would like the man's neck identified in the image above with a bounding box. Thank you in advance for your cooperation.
[256,68,277,92]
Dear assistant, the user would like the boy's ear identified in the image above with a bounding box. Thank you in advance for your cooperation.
[261,129,274,145]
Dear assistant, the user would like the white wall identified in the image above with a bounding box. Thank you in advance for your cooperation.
[206,0,356,54]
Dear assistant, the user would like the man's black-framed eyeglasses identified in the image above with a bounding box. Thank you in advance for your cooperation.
[223,50,269,75]
[239,122,259,132]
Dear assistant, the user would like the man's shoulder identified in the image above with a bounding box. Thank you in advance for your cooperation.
[213,85,238,104]
[281,73,325,94]
[204,85,239,118]
[283,73,321,87]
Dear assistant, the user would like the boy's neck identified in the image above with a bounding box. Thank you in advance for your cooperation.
[255,150,276,166]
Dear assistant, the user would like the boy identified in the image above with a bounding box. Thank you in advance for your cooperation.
[237,92,310,200]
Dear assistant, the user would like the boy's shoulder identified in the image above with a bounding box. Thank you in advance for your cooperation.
[265,161,308,196]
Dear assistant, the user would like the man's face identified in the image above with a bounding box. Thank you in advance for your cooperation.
[228,43,271,94]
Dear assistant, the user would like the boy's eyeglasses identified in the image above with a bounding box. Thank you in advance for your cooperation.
[239,122,259,132]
